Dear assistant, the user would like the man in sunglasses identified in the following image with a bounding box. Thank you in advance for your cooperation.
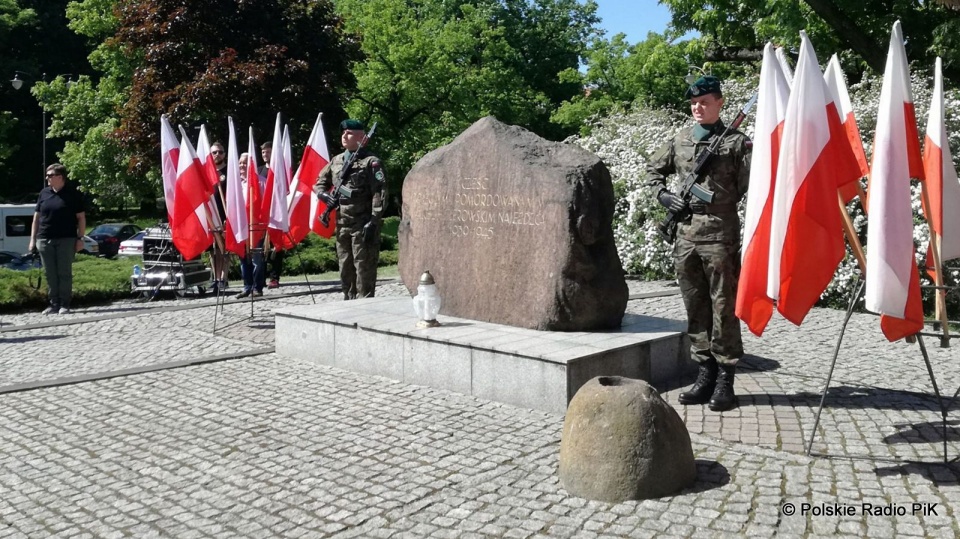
[209,142,230,293]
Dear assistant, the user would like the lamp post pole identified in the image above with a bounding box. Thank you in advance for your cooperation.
[40,73,46,187]
[10,71,73,190]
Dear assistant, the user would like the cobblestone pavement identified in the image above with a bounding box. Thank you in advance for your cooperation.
[1,278,959,537]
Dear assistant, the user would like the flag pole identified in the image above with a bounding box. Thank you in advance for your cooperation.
[837,190,867,274]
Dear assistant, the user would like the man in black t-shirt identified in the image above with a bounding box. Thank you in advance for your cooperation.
[28,163,87,314]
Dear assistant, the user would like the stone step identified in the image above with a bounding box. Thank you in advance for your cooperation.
[275,297,692,414]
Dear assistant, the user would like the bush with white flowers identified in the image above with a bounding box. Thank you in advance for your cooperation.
[572,70,960,311]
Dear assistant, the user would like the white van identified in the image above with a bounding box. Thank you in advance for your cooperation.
[0,203,99,255]
[0,204,35,254]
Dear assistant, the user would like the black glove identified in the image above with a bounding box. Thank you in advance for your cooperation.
[657,189,686,214]
[362,220,378,243]
[318,191,337,207]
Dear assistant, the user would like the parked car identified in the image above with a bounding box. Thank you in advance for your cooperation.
[117,230,146,257]
[80,235,99,256]
[0,250,40,271]
[88,223,142,258]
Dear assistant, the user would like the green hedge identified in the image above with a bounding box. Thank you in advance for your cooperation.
[0,215,401,312]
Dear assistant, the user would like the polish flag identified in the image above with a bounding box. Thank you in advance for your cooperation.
[263,114,290,247]
[865,21,925,342]
[172,126,215,260]
[246,127,266,247]
[160,115,179,224]
[280,113,331,248]
[224,118,248,256]
[921,57,960,281]
[766,32,850,326]
[736,43,791,336]
[196,125,223,232]
[824,54,870,203]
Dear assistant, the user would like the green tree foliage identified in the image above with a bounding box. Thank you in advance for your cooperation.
[58,0,357,209]
[336,0,600,183]
[31,0,140,207]
[40,0,360,209]
[0,0,37,199]
[114,0,359,176]
[552,32,706,134]
[660,0,960,79]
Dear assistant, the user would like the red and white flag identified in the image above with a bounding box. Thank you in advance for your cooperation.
[824,54,870,203]
[172,126,215,260]
[736,43,791,336]
[865,20,925,342]
[160,115,179,224]
[224,118,248,256]
[196,125,223,231]
[263,114,290,247]
[280,113,331,248]
[283,124,294,186]
[921,57,960,281]
[246,127,266,247]
[766,32,850,326]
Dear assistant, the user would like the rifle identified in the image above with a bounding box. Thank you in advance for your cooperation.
[318,122,378,227]
[658,93,758,243]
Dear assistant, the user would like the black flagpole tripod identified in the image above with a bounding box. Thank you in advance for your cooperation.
[805,276,954,463]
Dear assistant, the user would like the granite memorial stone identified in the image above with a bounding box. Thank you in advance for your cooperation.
[399,116,627,331]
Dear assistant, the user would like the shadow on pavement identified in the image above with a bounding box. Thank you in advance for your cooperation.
[682,459,731,493]
[874,461,960,485]
[882,420,960,445]
[740,386,944,414]
[0,334,68,344]
[738,353,781,373]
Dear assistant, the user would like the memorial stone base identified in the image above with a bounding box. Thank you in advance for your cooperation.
[275,297,691,414]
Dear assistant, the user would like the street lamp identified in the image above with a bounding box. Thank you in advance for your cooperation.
[10,71,75,188]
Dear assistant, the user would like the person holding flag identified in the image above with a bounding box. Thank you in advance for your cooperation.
[644,76,752,412]
[315,119,387,300]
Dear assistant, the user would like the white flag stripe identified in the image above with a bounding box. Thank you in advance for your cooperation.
[775,46,794,88]
[742,43,790,255]
[267,114,290,232]
[226,117,248,245]
[160,116,179,221]
[824,55,855,120]
[865,21,917,318]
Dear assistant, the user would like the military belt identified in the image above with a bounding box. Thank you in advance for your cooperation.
[688,202,737,215]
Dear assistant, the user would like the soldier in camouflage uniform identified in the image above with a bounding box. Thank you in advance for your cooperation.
[315,119,387,300]
[644,76,752,412]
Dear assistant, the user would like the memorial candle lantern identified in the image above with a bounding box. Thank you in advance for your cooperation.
[413,270,442,328]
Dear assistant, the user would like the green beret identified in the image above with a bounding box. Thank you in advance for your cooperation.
[340,119,365,131]
[685,75,722,99]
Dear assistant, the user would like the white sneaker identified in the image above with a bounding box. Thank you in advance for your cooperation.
[58,307,71,315]
[42,306,57,315]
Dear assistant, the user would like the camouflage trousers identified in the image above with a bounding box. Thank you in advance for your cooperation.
[336,226,380,300]
[674,237,743,366]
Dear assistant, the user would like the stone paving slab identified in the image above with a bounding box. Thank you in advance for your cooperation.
[1,277,959,537]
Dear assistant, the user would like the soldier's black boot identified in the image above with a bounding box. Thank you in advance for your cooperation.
[678,356,718,405]
[708,364,738,412]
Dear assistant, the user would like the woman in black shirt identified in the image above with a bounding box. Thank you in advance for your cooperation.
[28,164,86,314]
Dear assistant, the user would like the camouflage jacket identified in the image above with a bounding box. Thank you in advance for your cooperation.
[644,121,751,242]
[315,149,387,229]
